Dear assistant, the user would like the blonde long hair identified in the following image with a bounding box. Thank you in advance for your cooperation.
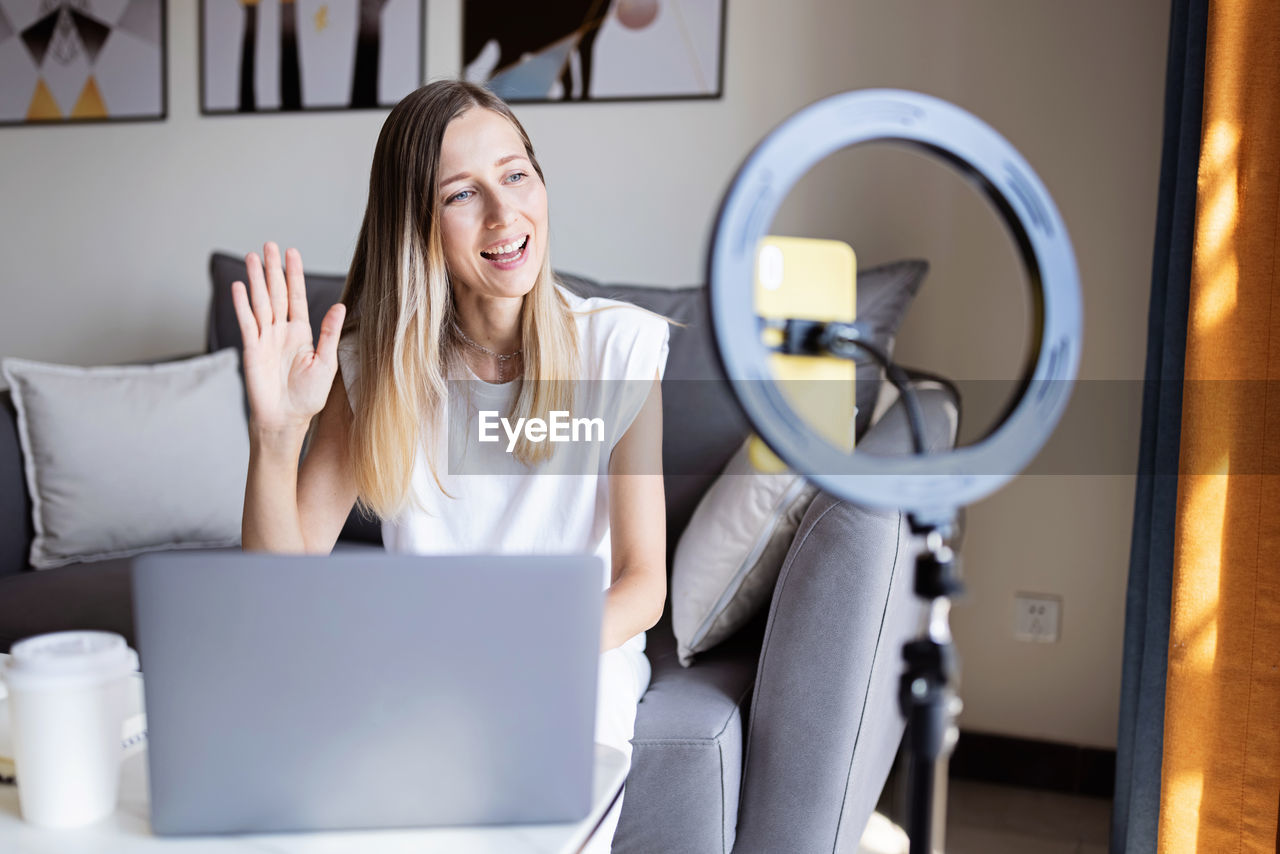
[337,80,581,522]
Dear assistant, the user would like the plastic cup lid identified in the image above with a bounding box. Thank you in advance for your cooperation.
[3,631,139,691]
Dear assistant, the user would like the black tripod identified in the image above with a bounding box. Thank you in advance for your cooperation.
[899,512,964,854]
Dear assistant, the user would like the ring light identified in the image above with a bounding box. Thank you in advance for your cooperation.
[706,89,1083,517]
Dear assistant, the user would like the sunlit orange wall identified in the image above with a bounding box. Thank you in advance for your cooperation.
[1158,0,1280,851]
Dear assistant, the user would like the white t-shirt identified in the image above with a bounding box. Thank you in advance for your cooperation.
[336,284,670,649]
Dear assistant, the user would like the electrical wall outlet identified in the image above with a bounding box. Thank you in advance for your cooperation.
[1014,593,1062,643]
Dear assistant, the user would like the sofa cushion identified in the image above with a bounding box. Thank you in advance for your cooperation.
[670,439,818,666]
[0,541,385,653]
[1,350,250,569]
[0,556,139,651]
[614,610,763,854]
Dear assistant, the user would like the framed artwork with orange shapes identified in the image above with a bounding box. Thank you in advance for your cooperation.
[0,1,167,126]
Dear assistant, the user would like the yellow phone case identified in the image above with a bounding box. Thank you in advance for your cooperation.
[750,236,857,473]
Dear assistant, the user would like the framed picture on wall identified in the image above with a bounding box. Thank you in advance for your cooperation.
[200,0,424,114]
[463,0,726,103]
[0,1,167,126]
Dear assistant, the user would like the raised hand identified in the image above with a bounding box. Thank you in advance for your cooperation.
[231,242,346,438]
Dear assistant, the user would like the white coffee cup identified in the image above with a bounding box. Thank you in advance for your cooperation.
[1,631,139,829]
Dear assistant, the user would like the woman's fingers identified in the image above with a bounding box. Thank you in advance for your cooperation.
[285,247,310,331]
[263,242,289,327]
[244,251,274,331]
[230,280,261,346]
[316,302,346,367]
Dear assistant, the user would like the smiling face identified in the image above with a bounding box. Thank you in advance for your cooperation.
[435,107,548,302]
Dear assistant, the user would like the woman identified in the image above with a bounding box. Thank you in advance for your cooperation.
[231,80,670,850]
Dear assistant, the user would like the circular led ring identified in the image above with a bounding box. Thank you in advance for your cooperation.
[707,89,1083,515]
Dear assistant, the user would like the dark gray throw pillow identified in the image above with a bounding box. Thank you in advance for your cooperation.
[208,251,347,355]
[564,260,929,442]
[851,259,929,438]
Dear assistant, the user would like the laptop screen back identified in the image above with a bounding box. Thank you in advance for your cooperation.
[131,551,602,835]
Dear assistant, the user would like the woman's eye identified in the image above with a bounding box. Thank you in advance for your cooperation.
[448,190,472,203]
[505,171,527,184]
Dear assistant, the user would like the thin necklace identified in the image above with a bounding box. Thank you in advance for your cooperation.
[452,321,522,383]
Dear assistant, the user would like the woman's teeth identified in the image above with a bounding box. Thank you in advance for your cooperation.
[481,236,528,260]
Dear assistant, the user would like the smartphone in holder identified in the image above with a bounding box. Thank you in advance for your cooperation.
[750,235,858,473]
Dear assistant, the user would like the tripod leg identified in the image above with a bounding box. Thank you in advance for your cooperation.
[900,517,963,854]
[905,687,958,853]
[931,754,950,852]
[908,747,936,854]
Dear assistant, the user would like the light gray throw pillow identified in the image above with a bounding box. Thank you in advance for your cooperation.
[671,438,819,666]
[1,349,250,569]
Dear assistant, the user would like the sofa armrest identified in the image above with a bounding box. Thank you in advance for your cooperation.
[732,382,958,853]
[732,495,918,853]
[861,370,961,456]
[614,612,761,854]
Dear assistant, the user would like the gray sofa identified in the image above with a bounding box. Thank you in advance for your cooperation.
[0,252,959,853]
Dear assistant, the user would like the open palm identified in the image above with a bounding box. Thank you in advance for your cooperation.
[231,242,346,436]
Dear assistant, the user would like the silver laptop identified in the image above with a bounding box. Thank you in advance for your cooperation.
[131,551,603,836]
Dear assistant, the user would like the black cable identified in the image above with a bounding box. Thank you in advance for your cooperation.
[764,316,932,456]
[818,327,929,457]
[899,365,963,448]
[874,345,930,457]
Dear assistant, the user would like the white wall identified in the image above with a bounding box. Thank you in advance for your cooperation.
[0,1,1169,749]
[765,1,1168,750]
[0,0,843,370]
[850,1,1166,751]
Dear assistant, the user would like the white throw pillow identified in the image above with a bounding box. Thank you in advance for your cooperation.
[1,349,250,569]
[671,438,819,666]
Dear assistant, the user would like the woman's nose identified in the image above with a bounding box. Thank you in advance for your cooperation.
[485,196,517,228]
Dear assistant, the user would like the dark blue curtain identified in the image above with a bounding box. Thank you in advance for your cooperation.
[1111,1,1207,851]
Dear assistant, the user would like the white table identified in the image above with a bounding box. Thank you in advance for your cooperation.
[0,666,627,854]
